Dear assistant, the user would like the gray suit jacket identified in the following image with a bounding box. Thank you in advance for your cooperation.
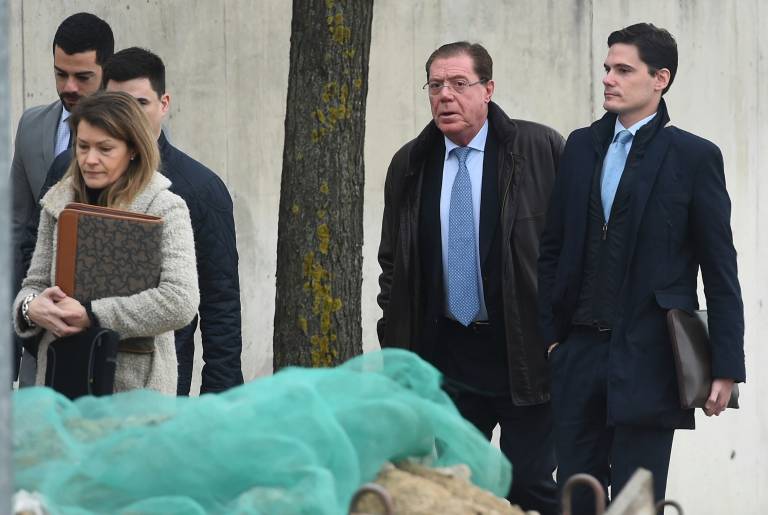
[11,100,63,284]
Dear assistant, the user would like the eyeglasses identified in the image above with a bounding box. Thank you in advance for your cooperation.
[422,79,487,96]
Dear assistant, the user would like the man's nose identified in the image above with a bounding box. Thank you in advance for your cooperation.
[437,85,455,100]
[62,76,78,93]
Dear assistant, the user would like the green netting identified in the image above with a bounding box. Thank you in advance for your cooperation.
[14,348,511,514]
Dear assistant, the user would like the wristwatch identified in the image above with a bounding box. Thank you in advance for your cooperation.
[21,293,38,328]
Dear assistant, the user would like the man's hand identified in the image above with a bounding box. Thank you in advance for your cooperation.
[26,286,86,338]
[704,378,735,417]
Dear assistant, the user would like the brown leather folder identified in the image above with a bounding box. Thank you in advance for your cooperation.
[666,309,739,409]
[55,203,164,354]
[56,202,163,301]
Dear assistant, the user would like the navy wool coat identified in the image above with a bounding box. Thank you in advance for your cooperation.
[537,100,745,430]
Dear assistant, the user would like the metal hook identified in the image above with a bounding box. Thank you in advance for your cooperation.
[562,473,606,515]
[349,482,394,515]
[655,499,684,514]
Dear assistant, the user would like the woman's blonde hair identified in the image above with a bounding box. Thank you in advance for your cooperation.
[66,91,160,208]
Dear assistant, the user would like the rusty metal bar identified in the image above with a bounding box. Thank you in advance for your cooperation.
[562,473,606,515]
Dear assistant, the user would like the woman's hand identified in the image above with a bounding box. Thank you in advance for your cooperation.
[26,286,89,338]
[56,296,92,330]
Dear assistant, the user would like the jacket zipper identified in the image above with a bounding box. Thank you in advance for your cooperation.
[500,153,516,213]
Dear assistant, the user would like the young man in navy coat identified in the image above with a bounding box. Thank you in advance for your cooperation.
[538,23,745,512]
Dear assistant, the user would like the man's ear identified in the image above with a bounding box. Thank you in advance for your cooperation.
[160,93,171,117]
[484,79,495,103]
[654,68,671,93]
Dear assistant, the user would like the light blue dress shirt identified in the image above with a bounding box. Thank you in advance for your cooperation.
[55,106,71,157]
[607,112,658,160]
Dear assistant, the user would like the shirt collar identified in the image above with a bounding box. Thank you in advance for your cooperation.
[444,119,489,160]
[614,111,656,138]
[59,105,71,124]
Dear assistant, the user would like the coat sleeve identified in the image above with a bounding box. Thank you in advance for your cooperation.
[92,194,200,339]
[376,152,403,347]
[20,151,72,279]
[11,113,36,293]
[191,178,244,393]
[12,208,56,339]
[689,143,745,382]
[537,133,571,347]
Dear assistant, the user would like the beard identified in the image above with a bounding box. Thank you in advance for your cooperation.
[59,92,81,111]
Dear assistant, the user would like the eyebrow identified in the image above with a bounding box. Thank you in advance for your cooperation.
[604,62,636,70]
[77,137,116,145]
[54,66,96,76]
[429,73,471,81]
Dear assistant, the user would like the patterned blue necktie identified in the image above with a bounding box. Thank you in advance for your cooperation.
[55,111,71,157]
[601,129,633,221]
[447,146,480,326]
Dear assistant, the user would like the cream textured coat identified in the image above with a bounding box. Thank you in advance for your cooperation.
[13,172,199,395]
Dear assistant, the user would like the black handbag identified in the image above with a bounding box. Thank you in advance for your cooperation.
[44,326,120,400]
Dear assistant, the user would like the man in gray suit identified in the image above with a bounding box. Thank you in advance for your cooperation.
[11,12,113,379]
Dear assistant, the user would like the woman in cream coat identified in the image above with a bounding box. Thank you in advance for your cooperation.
[13,91,199,395]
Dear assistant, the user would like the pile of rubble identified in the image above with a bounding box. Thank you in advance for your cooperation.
[351,461,539,515]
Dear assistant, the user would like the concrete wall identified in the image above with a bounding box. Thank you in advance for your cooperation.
[6,1,766,512]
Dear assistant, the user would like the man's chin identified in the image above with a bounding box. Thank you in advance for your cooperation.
[602,100,621,114]
[60,96,79,111]
[436,120,465,137]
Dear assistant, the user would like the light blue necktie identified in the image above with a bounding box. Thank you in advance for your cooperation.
[447,146,480,326]
[601,129,633,221]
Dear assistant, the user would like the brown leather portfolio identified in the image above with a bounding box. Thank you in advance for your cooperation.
[56,202,163,301]
[55,203,164,354]
[666,309,739,409]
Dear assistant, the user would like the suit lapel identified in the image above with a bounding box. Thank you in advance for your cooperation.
[564,143,596,280]
[421,140,444,281]
[624,128,673,263]
[42,102,63,169]
[480,127,499,265]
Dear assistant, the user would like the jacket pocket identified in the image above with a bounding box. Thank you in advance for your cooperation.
[654,289,698,315]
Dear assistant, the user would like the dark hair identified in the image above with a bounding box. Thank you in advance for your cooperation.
[607,23,677,95]
[425,42,493,82]
[52,12,114,65]
[102,47,167,97]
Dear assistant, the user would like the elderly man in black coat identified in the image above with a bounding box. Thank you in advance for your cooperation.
[377,42,564,515]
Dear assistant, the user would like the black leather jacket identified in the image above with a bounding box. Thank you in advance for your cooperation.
[377,102,564,405]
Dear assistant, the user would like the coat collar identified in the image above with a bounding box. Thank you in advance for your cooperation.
[157,131,174,171]
[40,171,172,218]
[590,98,671,153]
[407,101,517,176]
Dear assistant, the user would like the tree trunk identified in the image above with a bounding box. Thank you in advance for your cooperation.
[273,0,373,370]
